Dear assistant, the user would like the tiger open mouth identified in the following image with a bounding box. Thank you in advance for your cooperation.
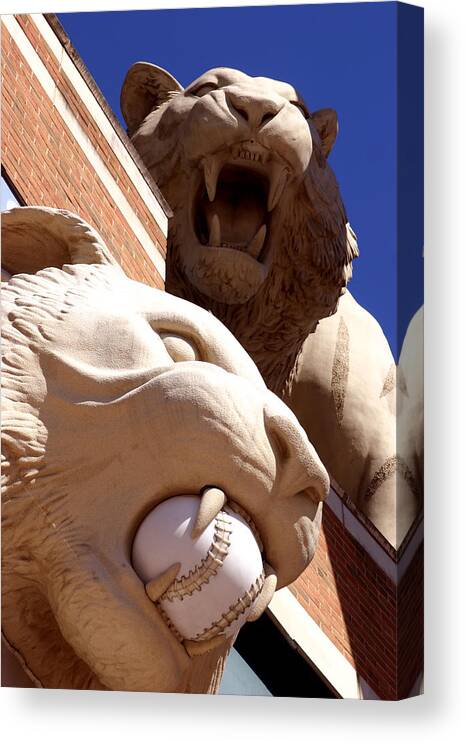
[192,141,289,264]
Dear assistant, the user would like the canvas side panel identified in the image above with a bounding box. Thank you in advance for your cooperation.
[396,1,424,699]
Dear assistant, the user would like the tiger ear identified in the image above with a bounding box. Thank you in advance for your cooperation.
[1,207,119,277]
[311,108,338,158]
[121,62,183,136]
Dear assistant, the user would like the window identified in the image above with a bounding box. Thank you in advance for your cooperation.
[1,172,23,209]
[221,612,337,698]
[219,647,271,696]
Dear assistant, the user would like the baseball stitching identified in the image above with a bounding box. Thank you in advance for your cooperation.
[225,502,263,553]
[162,511,233,602]
[193,571,265,642]
[157,603,184,643]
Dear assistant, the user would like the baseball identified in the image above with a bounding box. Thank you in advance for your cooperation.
[132,494,265,644]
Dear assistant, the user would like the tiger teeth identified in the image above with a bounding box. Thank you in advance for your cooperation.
[206,212,265,256]
[184,634,228,657]
[203,155,221,202]
[145,563,181,602]
[246,563,277,622]
[232,148,263,163]
[248,224,267,259]
[268,164,288,212]
[208,213,221,246]
[191,486,227,539]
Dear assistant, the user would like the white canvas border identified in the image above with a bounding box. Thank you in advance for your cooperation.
[1,1,464,742]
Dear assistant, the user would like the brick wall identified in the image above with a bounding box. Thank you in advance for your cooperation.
[397,544,424,699]
[289,504,423,699]
[1,14,167,288]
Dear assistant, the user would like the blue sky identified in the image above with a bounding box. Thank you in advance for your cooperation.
[58,2,423,357]
[1,177,20,211]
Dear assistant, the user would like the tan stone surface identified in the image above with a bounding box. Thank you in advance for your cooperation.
[287,291,422,546]
[1,206,328,691]
[121,65,356,394]
[398,306,424,509]
[121,64,422,546]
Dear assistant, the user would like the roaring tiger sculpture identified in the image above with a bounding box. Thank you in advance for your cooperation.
[121,63,422,546]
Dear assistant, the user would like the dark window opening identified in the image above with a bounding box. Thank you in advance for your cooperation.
[234,610,338,698]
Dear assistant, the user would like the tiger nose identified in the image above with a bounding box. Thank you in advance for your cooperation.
[226,89,283,130]
[263,400,329,503]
